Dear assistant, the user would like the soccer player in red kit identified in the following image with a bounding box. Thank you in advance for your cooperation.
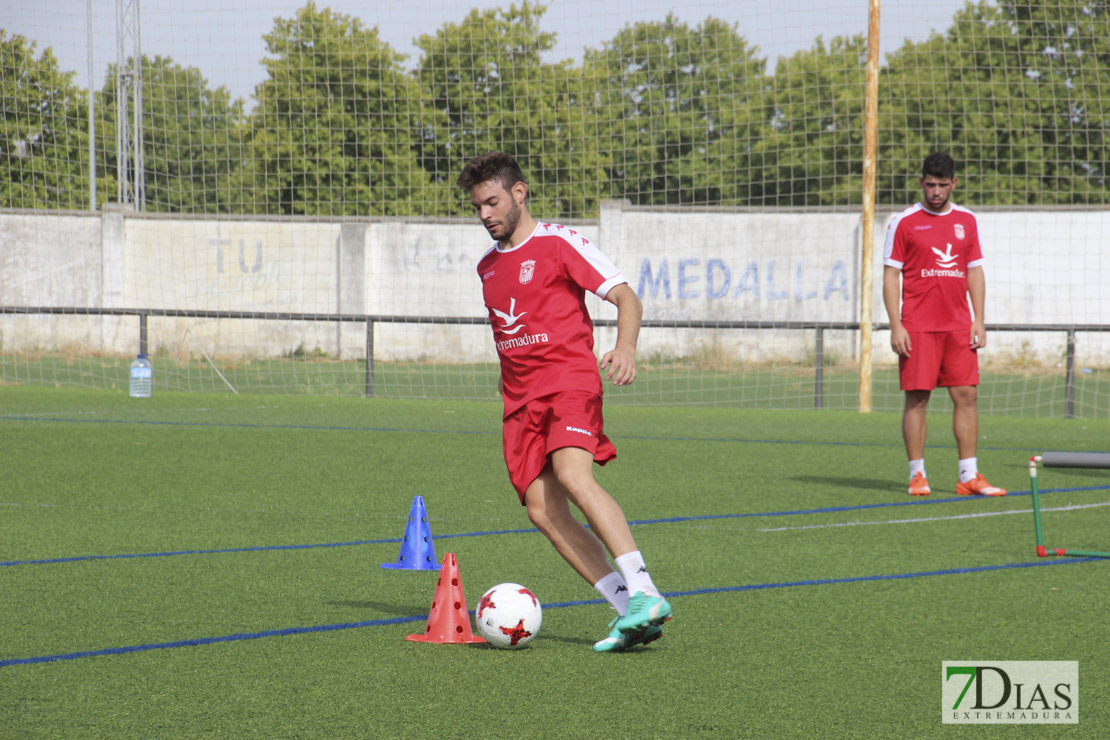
[457,152,672,652]
[883,152,1006,498]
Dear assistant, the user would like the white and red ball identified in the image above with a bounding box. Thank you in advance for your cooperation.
[474,583,542,649]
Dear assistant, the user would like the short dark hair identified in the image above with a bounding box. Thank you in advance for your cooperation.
[457,151,526,193]
[922,152,956,180]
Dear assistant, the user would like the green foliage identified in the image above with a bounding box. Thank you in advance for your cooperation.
[879,0,1110,205]
[96,55,246,213]
[5,0,1110,216]
[283,343,330,360]
[584,14,770,206]
[229,2,429,216]
[0,31,91,209]
[416,2,605,218]
[754,35,869,206]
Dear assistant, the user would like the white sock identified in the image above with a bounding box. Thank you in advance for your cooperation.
[958,457,978,484]
[909,458,926,480]
[614,550,659,597]
[593,571,629,615]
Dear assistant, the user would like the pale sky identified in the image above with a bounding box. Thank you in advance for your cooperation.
[3,0,972,104]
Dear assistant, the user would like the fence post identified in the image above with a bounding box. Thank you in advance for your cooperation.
[814,326,825,410]
[1065,328,1076,419]
[857,0,881,414]
[365,319,375,398]
[139,313,147,356]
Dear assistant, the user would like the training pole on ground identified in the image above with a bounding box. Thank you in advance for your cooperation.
[1030,453,1110,559]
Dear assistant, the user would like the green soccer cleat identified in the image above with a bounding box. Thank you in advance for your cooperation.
[614,591,672,636]
[592,618,663,653]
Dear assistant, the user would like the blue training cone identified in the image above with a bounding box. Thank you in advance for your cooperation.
[381,495,438,570]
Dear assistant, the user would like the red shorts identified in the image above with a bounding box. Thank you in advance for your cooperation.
[899,328,979,391]
[502,390,617,503]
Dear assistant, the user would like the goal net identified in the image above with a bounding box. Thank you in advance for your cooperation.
[2,0,1108,415]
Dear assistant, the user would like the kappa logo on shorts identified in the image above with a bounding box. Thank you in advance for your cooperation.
[566,425,593,437]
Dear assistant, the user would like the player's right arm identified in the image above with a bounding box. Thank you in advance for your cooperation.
[883,265,911,358]
[882,211,912,358]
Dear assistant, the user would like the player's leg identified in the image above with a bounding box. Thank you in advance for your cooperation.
[523,464,662,652]
[902,389,931,460]
[523,466,614,585]
[949,385,1005,496]
[900,331,941,495]
[949,384,978,460]
[903,389,932,495]
[549,446,671,636]
[942,328,981,463]
[548,446,637,559]
[508,399,632,592]
[940,331,1005,496]
[542,392,663,596]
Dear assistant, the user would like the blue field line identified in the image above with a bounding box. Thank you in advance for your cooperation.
[4,485,1108,568]
[0,528,537,567]
[1,556,1102,670]
[0,614,427,668]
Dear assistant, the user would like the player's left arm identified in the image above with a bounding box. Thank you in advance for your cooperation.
[967,265,986,349]
[599,283,642,386]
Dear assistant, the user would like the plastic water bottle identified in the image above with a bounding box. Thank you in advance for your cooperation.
[129,354,153,398]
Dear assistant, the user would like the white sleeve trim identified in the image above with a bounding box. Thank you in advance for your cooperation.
[882,208,910,262]
[595,275,627,299]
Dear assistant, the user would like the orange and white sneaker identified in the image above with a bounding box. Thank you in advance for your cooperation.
[908,472,931,496]
[956,473,1007,497]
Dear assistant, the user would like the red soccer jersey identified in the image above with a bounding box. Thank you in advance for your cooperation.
[883,203,984,332]
[477,222,627,418]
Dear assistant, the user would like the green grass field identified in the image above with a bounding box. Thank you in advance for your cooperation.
[2,387,1108,737]
[4,352,1109,417]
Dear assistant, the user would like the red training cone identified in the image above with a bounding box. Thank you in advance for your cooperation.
[405,553,485,644]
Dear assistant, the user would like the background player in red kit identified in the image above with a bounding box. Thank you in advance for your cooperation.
[457,152,672,652]
[883,152,1006,498]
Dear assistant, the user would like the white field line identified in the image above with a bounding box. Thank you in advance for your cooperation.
[758,501,1110,532]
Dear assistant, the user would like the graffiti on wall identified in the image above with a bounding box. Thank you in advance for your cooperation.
[637,258,851,303]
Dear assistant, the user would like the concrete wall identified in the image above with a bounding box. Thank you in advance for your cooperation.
[2,204,1108,365]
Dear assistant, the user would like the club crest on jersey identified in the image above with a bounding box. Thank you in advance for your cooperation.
[519,259,536,284]
[953,223,965,240]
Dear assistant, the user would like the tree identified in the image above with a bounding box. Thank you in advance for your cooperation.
[231,2,429,216]
[749,35,869,206]
[96,55,245,213]
[583,15,770,207]
[416,2,605,219]
[0,31,93,210]
[879,0,1110,205]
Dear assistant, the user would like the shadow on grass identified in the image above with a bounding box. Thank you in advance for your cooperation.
[540,633,603,647]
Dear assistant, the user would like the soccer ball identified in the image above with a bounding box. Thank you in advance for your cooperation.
[474,583,542,649]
